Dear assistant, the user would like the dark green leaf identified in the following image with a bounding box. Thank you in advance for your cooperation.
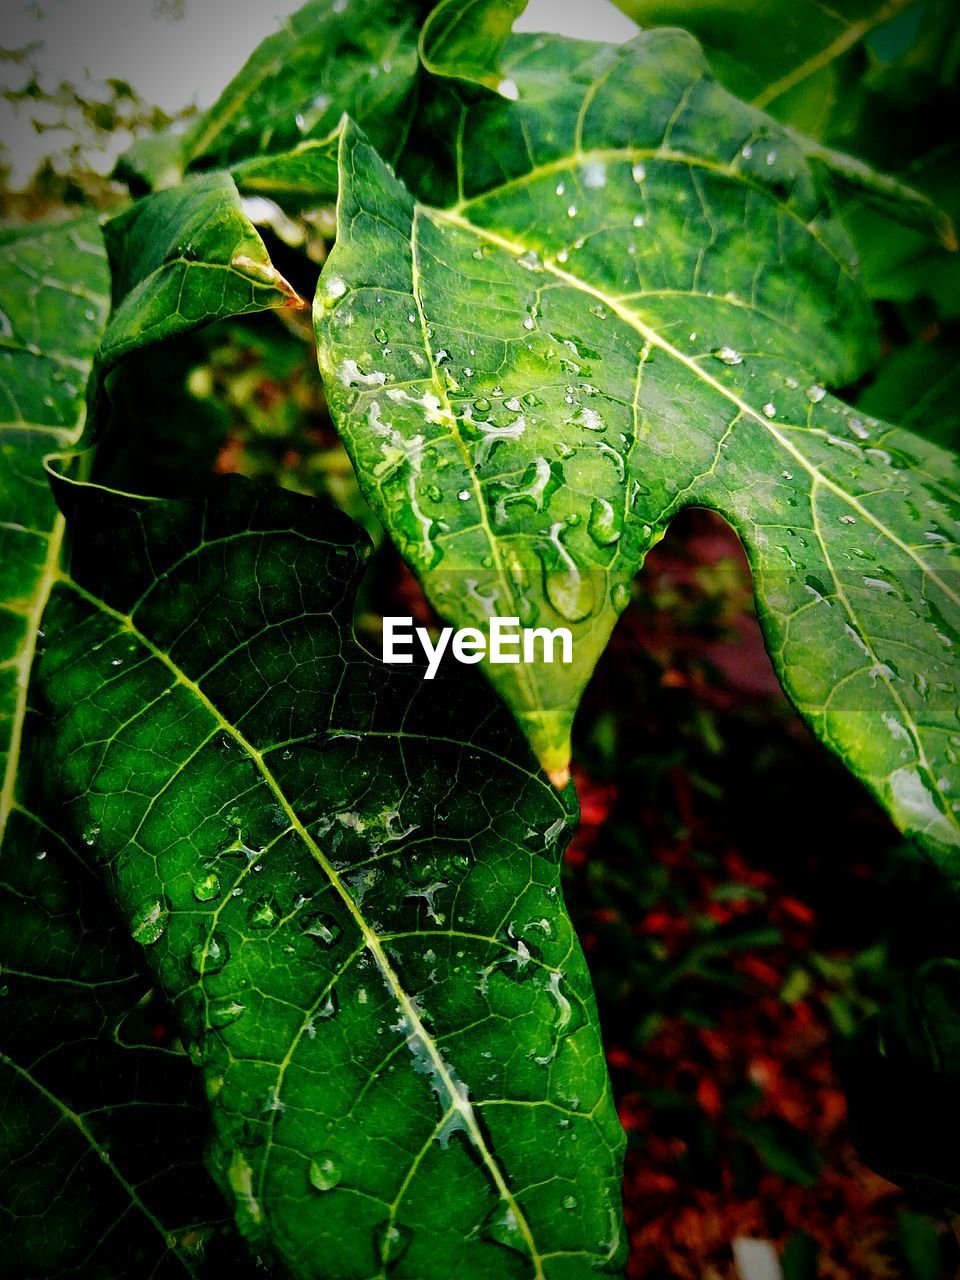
[0,216,109,844]
[858,338,960,451]
[419,0,529,95]
[609,0,959,290]
[0,802,246,1277]
[32,473,626,1278]
[316,33,960,865]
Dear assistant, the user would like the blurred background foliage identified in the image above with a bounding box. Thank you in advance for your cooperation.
[2,1,959,1276]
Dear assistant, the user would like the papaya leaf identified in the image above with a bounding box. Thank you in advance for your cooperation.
[117,0,434,194]
[100,173,307,376]
[0,219,256,1276]
[31,473,626,1279]
[419,0,530,96]
[0,217,109,844]
[610,0,919,138]
[609,0,956,253]
[0,803,250,1277]
[314,31,960,860]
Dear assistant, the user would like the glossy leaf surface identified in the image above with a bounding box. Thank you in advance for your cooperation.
[315,32,960,857]
[32,475,625,1279]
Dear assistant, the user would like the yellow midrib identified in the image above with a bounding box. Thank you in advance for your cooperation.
[409,205,554,768]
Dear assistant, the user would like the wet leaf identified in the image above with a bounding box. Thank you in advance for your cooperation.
[28,473,626,1278]
[610,0,957,256]
[316,31,960,858]
[611,0,920,139]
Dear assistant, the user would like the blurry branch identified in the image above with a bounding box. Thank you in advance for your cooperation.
[1,42,196,218]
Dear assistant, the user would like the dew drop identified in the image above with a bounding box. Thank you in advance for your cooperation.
[309,1156,342,1192]
[481,1204,527,1257]
[611,582,632,612]
[247,897,279,930]
[210,1000,246,1029]
[806,384,826,404]
[320,274,346,305]
[301,913,343,948]
[191,931,229,974]
[588,497,621,546]
[131,896,169,946]
[376,1221,413,1267]
[193,873,221,903]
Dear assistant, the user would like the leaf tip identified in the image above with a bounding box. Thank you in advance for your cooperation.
[547,765,571,790]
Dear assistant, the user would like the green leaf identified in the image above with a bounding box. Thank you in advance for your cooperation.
[611,0,920,138]
[100,173,306,375]
[0,802,248,1277]
[0,218,255,1277]
[32,473,626,1278]
[0,216,110,844]
[316,32,960,859]
[606,0,957,269]
[419,0,530,95]
[231,133,342,211]
[118,0,434,193]
[858,339,960,451]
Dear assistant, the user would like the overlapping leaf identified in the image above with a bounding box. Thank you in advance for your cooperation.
[100,174,306,376]
[315,30,960,858]
[29,473,625,1279]
[419,0,530,95]
[0,217,109,843]
[0,218,263,1277]
[611,0,959,277]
